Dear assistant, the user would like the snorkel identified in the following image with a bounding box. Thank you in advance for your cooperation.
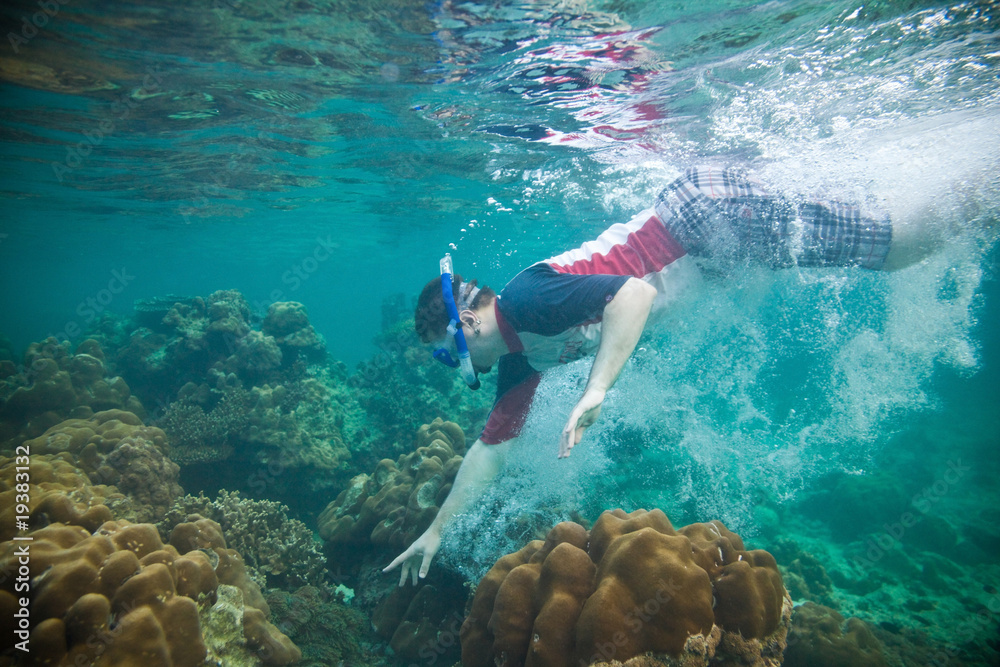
[433,253,481,390]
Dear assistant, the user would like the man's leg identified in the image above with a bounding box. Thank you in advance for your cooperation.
[656,167,896,270]
[881,188,992,270]
[882,203,942,270]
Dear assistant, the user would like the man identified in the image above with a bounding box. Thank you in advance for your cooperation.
[384,165,936,585]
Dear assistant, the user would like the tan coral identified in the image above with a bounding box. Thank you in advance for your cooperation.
[0,338,144,448]
[0,512,300,666]
[20,410,181,522]
[461,509,792,667]
[0,453,122,542]
[318,417,465,550]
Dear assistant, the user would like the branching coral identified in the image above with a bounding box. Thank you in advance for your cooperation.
[156,382,255,464]
[159,490,327,591]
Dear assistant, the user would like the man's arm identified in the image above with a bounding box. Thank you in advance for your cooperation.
[558,277,657,458]
[383,438,512,585]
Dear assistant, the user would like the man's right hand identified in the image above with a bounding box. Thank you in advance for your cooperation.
[383,528,441,586]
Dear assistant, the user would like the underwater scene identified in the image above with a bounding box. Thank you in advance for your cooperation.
[1,0,999,665]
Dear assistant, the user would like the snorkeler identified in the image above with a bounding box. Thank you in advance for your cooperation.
[384,165,943,585]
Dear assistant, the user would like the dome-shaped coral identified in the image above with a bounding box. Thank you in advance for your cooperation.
[461,509,791,667]
[0,513,301,666]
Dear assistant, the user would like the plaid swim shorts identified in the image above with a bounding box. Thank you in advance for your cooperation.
[653,166,892,270]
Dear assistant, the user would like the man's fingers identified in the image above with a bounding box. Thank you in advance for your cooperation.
[383,552,406,573]
[559,406,583,458]
[558,425,572,458]
[411,563,419,586]
[398,563,409,587]
[420,551,434,578]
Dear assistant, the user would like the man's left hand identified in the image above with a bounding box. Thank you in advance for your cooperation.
[559,387,606,458]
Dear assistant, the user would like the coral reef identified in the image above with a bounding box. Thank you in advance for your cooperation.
[261,302,326,364]
[266,585,374,666]
[460,509,791,667]
[0,338,144,449]
[114,291,255,403]
[783,602,887,667]
[241,374,351,475]
[349,320,494,459]
[0,513,300,666]
[155,379,254,464]
[74,293,356,500]
[113,292,327,407]
[21,409,181,523]
[0,453,122,542]
[159,490,326,590]
[370,578,467,665]
[154,366,352,496]
[317,418,465,553]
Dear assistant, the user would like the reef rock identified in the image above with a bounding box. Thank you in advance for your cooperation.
[461,509,791,667]
[783,602,887,667]
[261,301,326,363]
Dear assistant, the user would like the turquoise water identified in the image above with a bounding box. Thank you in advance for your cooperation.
[2,0,999,664]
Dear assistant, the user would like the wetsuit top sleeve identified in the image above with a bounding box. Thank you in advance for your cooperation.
[480,355,540,445]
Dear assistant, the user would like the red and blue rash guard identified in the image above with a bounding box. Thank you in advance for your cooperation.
[479,206,688,445]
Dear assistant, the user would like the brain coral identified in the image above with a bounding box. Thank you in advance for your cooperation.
[318,418,465,552]
[461,509,791,667]
[0,513,301,666]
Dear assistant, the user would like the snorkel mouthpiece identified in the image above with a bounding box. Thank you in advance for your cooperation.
[434,253,481,390]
